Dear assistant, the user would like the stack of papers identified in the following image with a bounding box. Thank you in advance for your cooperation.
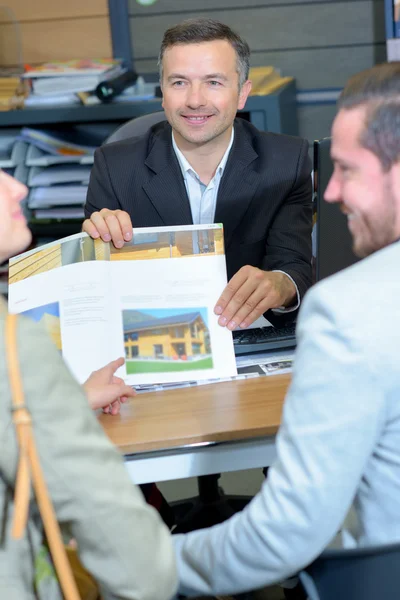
[25,144,94,166]
[28,185,87,221]
[0,126,96,223]
[23,59,123,95]
[19,128,97,156]
[28,164,92,187]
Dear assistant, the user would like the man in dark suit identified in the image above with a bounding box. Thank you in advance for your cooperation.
[83,18,313,330]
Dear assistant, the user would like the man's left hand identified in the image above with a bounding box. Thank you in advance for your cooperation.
[214,267,296,330]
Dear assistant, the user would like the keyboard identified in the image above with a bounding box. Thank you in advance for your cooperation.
[233,323,297,355]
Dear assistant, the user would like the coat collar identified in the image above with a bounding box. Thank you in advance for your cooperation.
[143,123,193,225]
[143,119,260,244]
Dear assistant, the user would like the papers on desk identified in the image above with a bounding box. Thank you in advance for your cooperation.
[236,349,294,376]
[8,224,237,386]
[134,350,295,394]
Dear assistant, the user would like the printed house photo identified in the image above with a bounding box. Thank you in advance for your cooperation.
[21,301,61,351]
[122,308,213,374]
[111,228,224,261]
[8,236,109,285]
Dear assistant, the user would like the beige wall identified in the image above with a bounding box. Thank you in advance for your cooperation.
[0,0,112,68]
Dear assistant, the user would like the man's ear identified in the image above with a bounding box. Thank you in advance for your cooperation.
[238,80,252,110]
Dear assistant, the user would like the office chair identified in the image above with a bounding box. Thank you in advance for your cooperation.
[298,541,400,600]
[105,112,253,532]
[105,110,167,144]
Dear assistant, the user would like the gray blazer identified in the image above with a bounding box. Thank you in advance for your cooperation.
[0,299,177,600]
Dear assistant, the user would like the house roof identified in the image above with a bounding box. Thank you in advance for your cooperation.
[124,311,204,333]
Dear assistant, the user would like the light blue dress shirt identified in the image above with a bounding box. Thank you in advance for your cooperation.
[172,129,234,225]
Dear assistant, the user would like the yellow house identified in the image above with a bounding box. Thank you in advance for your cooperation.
[124,311,210,361]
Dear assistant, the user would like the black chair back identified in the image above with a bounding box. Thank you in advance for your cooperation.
[299,542,400,600]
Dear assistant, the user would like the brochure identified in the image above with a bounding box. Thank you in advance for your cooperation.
[8,224,237,386]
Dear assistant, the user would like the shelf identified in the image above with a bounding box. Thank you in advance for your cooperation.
[0,98,164,127]
[0,80,297,134]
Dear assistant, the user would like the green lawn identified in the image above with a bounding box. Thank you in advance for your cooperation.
[126,357,213,374]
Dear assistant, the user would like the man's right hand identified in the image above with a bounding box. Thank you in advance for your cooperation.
[82,209,133,248]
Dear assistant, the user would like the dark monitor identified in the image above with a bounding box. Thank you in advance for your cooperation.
[314,137,359,281]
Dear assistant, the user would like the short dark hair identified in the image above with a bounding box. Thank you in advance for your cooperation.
[338,62,400,171]
[158,18,250,88]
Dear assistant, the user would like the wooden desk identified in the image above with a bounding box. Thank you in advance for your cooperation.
[99,374,291,484]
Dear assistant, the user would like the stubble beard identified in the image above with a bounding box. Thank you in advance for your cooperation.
[172,112,232,147]
[353,184,397,258]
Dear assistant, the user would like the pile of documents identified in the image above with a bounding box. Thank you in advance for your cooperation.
[21,59,156,108]
[22,59,122,106]
[23,128,98,221]
[0,126,103,222]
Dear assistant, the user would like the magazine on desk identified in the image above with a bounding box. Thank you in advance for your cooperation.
[8,224,237,386]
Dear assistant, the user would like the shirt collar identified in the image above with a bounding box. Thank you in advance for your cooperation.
[172,128,235,183]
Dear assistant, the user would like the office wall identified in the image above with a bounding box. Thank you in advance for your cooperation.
[127,0,386,141]
[0,0,112,69]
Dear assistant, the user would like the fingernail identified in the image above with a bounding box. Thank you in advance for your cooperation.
[214,305,223,315]
[124,232,132,241]
[240,321,247,328]
[103,234,111,242]
[227,321,236,330]
[218,316,227,326]
[115,241,123,248]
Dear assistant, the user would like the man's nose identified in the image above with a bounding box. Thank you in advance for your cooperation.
[186,84,206,109]
[324,173,340,204]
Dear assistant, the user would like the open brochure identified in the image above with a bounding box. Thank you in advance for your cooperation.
[8,224,237,386]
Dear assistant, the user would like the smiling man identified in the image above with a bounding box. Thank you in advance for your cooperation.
[83,18,313,330]
[171,62,400,598]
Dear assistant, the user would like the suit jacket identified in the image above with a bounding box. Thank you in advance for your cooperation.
[0,298,177,600]
[173,240,400,597]
[85,119,313,325]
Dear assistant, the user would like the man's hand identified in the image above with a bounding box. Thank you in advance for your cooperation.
[214,267,297,330]
[82,209,133,248]
[83,357,136,414]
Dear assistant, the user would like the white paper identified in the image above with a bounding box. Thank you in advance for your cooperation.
[8,225,237,385]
